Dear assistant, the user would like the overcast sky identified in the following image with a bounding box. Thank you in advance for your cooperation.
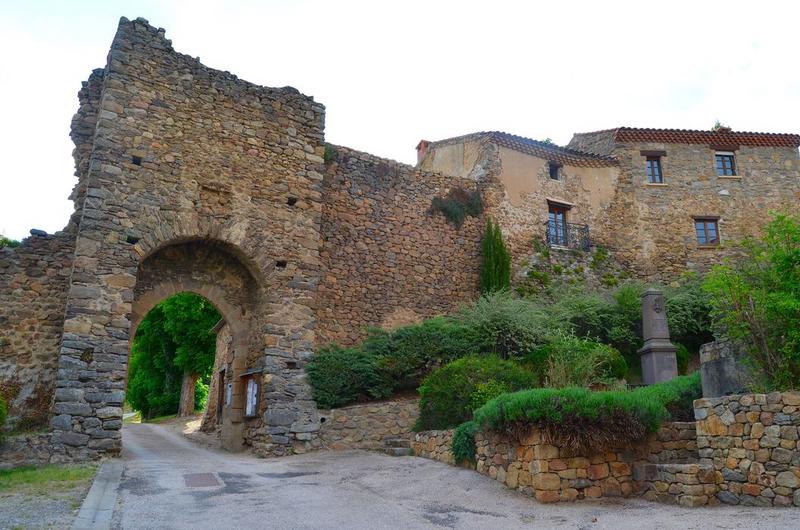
[1,0,798,240]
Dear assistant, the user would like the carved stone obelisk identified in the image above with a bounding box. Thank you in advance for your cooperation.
[638,288,678,384]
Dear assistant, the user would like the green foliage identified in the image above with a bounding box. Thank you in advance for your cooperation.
[0,235,20,248]
[361,318,483,390]
[704,213,800,390]
[480,218,511,293]
[323,144,338,163]
[127,293,221,419]
[471,373,700,452]
[523,332,627,388]
[415,356,535,431]
[455,291,553,359]
[0,464,96,493]
[665,273,714,353]
[430,187,483,228]
[590,246,609,270]
[0,395,6,441]
[305,345,392,408]
[452,420,479,463]
[307,317,484,408]
[675,343,690,375]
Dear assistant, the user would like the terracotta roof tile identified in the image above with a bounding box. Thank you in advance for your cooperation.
[609,127,800,148]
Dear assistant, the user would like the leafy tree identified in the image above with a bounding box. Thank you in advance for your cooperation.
[0,235,20,248]
[480,217,510,293]
[127,293,221,418]
[704,213,800,390]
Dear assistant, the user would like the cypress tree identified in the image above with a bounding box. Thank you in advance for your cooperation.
[480,217,511,293]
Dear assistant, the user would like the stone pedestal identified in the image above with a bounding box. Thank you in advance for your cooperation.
[638,288,678,385]
[699,341,749,397]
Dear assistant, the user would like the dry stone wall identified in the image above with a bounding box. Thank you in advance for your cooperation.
[317,147,483,346]
[0,233,74,432]
[694,392,800,507]
[318,397,419,450]
[412,422,697,504]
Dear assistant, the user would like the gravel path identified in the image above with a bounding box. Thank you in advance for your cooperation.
[113,422,799,529]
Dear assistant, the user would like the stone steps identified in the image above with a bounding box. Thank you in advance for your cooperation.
[382,437,411,456]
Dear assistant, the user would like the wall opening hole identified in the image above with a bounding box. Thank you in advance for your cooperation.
[275,260,288,269]
[287,197,298,206]
[81,348,94,364]
[286,360,298,369]
[132,155,143,166]
[126,235,140,244]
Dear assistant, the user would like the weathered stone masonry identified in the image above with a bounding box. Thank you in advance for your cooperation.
[2,16,800,464]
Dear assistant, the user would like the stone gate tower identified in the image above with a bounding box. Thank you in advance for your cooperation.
[52,16,326,457]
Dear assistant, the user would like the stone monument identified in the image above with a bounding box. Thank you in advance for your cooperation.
[638,288,678,384]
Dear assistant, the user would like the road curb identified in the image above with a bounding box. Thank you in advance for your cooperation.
[71,459,123,530]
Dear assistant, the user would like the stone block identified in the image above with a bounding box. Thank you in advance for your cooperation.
[533,473,561,491]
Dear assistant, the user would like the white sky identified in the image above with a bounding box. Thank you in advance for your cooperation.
[1,0,798,240]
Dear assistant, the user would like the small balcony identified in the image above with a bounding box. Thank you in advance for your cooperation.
[543,220,590,251]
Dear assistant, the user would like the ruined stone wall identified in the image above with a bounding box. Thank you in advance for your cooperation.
[50,16,327,458]
[604,143,800,281]
[0,233,75,431]
[317,147,483,346]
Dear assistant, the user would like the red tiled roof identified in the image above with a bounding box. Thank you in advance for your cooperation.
[428,131,618,167]
[607,127,800,148]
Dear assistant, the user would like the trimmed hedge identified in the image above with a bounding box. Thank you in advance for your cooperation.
[467,373,700,454]
[414,355,535,431]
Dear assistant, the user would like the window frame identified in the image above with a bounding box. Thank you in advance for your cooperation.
[693,217,721,247]
[715,151,737,177]
[646,156,664,184]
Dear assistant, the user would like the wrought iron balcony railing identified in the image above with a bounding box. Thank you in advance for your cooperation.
[543,220,590,251]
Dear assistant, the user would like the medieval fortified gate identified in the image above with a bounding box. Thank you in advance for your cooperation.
[7,16,800,464]
[0,17,483,461]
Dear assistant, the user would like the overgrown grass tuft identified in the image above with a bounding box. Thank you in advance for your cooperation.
[469,373,700,453]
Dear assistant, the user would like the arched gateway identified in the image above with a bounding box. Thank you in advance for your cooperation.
[48,16,326,459]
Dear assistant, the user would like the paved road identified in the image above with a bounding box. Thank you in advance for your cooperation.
[114,423,798,530]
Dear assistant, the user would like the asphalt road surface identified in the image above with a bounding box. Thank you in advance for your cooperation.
[113,423,799,529]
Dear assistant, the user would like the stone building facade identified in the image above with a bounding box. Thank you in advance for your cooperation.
[420,128,800,282]
[1,16,799,461]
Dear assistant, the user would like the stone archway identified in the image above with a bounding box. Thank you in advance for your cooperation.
[129,240,258,451]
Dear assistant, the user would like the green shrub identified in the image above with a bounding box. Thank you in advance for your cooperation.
[480,217,511,293]
[454,292,553,359]
[430,187,483,228]
[704,213,800,390]
[415,356,535,431]
[306,346,392,408]
[675,343,690,375]
[522,333,627,387]
[452,420,479,463]
[471,373,700,452]
[362,318,483,390]
[323,144,338,163]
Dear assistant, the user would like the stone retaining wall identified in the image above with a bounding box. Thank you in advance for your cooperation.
[693,392,800,507]
[412,421,695,503]
[411,430,455,464]
[318,397,419,450]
